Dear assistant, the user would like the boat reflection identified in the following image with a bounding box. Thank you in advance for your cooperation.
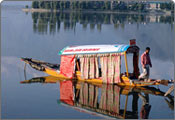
[20,76,174,119]
[20,75,64,84]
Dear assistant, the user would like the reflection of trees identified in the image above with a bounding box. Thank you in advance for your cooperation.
[160,15,174,24]
[31,12,174,34]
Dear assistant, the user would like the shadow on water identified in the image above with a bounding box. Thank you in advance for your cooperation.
[20,76,174,119]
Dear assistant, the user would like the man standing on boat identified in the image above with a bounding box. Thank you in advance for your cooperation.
[139,47,152,81]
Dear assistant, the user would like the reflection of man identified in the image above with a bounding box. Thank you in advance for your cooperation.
[139,47,152,80]
[139,93,151,119]
[132,92,139,119]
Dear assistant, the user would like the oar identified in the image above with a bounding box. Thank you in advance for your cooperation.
[159,80,169,86]
[164,85,174,97]
[150,79,174,86]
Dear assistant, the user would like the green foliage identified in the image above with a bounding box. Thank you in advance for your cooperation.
[39,1,45,9]
[32,1,39,9]
[45,2,51,9]
[30,1,174,12]
[104,1,110,10]
[160,2,174,10]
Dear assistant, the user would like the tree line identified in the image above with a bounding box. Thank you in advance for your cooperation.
[30,1,173,12]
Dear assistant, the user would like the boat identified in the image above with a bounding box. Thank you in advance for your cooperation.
[21,40,166,86]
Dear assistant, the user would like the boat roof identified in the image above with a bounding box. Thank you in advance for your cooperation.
[59,44,139,55]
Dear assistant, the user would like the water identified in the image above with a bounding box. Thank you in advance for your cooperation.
[1,4,174,119]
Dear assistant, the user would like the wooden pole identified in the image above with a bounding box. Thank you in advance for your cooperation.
[171,2,175,86]
[124,52,129,77]
[24,63,27,80]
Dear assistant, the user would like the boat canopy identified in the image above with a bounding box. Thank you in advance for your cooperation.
[59,44,139,55]
[59,43,140,83]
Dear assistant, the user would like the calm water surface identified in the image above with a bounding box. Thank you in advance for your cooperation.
[1,4,174,119]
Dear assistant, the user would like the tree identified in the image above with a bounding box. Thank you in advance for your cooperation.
[32,1,39,8]
[65,1,70,9]
[31,1,151,12]
[93,1,98,10]
[105,1,110,10]
[59,1,64,10]
[53,1,59,10]
[39,1,45,9]
[138,3,145,12]
[45,2,51,9]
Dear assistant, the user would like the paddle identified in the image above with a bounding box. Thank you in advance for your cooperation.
[150,79,174,86]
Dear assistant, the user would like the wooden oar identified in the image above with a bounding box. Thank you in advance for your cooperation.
[159,80,169,86]
[148,79,174,86]
[164,85,174,97]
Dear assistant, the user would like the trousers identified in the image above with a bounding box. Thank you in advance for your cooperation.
[139,64,150,79]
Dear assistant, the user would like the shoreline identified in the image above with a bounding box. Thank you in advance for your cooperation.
[22,8,171,15]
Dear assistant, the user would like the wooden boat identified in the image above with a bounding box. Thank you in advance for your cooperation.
[21,40,167,86]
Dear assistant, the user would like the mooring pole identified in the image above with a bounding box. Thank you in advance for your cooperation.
[24,63,27,80]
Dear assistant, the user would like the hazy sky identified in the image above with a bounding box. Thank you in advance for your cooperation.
[2,1,32,6]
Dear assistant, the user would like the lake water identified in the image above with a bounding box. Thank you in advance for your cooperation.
[1,4,174,119]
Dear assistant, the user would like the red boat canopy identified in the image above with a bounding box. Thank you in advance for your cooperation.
[60,55,75,78]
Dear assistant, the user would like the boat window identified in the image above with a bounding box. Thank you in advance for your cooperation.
[76,58,80,71]
[121,54,133,77]
[98,57,102,77]
[127,54,134,74]
[133,52,140,79]
[123,53,139,79]
[121,56,126,75]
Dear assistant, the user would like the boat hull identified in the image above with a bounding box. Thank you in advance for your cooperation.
[44,67,160,87]
[21,57,161,87]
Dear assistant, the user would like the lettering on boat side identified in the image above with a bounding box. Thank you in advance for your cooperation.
[64,48,100,52]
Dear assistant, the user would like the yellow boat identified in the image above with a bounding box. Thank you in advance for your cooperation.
[21,40,162,86]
